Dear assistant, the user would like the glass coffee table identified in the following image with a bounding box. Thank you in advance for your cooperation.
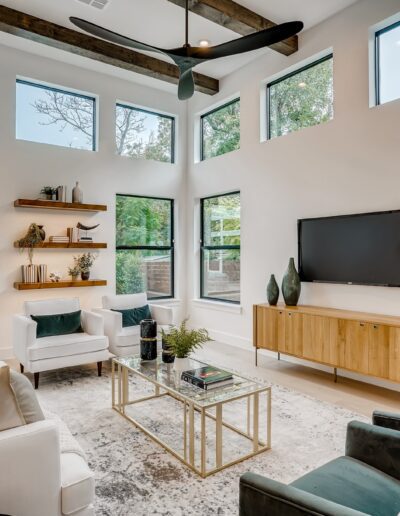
[111,354,271,477]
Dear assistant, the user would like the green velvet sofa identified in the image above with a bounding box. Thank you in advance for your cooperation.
[239,411,400,516]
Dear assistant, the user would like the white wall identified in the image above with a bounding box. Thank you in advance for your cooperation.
[186,0,400,387]
[0,44,187,358]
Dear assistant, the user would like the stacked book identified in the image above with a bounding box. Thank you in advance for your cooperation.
[49,236,69,243]
[181,366,234,390]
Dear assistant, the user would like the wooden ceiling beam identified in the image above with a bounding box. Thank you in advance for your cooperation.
[0,6,219,96]
[167,0,298,56]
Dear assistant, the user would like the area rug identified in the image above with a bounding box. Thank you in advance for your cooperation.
[35,362,368,516]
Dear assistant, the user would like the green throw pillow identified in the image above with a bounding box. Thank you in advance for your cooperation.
[111,304,152,328]
[31,310,83,338]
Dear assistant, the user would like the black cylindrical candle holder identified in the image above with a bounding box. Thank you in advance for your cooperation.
[162,335,175,364]
[140,319,157,361]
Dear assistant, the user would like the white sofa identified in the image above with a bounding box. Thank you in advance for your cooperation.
[95,293,174,356]
[0,412,95,516]
[13,298,109,388]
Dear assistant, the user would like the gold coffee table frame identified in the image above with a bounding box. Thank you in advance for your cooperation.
[111,356,271,478]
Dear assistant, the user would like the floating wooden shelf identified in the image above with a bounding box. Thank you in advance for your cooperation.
[14,199,107,212]
[14,242,107,249]
[14,280,107,290]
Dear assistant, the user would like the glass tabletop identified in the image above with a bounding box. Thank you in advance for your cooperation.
[113,354,268,408]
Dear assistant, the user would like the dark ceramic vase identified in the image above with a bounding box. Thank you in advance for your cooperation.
[38,225,46,241]
[266,274,279,305]
[81,271,90,281]
[282,258,301,306]
[162,335,175,364]
[140,319,157,361]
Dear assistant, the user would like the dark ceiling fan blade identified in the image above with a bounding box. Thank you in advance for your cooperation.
[178,67,195,101]
[70,17,169,57]
[187,21,303,60]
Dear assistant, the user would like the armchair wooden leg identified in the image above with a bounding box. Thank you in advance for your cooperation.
[34,372,40,390]
[97,361,102,377]
[20,364,24,373]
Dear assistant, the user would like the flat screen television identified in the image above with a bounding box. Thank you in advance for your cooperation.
[298,210,400,287]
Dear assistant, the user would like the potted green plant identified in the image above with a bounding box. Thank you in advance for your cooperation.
[17,223,45,265]
[40,186,57,200]
[68,265,80,281]
[161,319,211,373]
[74,252,97,280]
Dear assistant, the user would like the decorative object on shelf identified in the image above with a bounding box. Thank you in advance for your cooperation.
[161,319,211,374]
[37,264,47,283]
[49,272,61,282]
[74,252,97,280]
[17,223,45,265]
[282,257,301,306]
[140,319,157,361]
[76,222,99,243]
[21,264,38,283]
[162,333,175,364]
[266,274,279,306]
[72,181,83,204]
[68,265,80,281]
[56,185,67,202]
[40,186,57,200]
[37,225,46,241]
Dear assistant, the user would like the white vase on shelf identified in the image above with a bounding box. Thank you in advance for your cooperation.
[72,182,83,204]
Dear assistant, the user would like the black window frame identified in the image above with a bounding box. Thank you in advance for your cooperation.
[200,98,240,162]
[116,193,175,300]
[16,78,97,151]
[266,53,334,140]
[375,20,400,106]
[200,191,240,304]
[116,102,176,164]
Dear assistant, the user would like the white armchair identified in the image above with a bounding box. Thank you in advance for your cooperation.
[13,298,109,389]
[95,293,174,356]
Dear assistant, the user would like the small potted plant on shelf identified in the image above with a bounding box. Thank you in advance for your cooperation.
[17,223,46,282]
[161,319,211,374]
[40,186,57,200]
[68,265,80,281]
[74,252,97,280]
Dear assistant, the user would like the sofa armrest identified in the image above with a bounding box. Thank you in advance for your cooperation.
[149,304,174,326]
[13,314,37,365]
[81,310,104,336]
[373,410,400,432]
[239,473,365,516]
[0,420,61,516]
[345,420,400,481]
[93,308,123,336]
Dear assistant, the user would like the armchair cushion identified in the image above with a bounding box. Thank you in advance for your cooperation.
[111,304,152,327]
[31,310,83,338]
[102,293,147,310]
[10,367,44,424]
[25,297,80,317]
[0,363,25,431]
[373,410,400,432]
[61,453,95,515]
[28,333,108,361]
[291,456,400,516]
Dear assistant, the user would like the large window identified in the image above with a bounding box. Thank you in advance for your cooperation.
[16,79,96,151]
[267,54,333,139]
[200,99,240,161]
[200,192,240,303]
[116,195,174,299]
[375,21,400,105]
[116,103,175,163]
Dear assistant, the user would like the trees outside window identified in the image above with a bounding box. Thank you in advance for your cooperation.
[201,99,240,161]
[116,195,174,299]
[201,192,240,303]
[267,55,333,139]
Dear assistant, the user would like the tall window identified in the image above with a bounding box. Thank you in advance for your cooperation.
[116,103,175,163]
[267,54,333,139]
[200,192,240,303]
[200,99,240,161]
[116,195,174,299]
[375,21,400,105]
[16,79,96,151]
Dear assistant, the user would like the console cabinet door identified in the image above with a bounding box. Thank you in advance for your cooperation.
[283,311,303,356]
[368,324,390,379]
[389,327,400,382]
[302,315,338,365]
[255,307,285,351]
[343,320,369,374]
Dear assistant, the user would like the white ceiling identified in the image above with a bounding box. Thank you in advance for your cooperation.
[1,0,359,94]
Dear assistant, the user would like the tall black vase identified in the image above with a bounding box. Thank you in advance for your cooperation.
[162,335,175,364]
[140,319,157,361]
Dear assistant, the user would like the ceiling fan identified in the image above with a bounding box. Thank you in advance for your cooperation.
[70,1,303,100]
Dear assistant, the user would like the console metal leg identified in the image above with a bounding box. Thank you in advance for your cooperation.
[278,352,281,361]
[255,347,258,366]
[334,367,338,383]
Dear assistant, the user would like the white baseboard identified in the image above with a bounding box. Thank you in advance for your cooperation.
[0,347,14,360]
[207,329,252,350]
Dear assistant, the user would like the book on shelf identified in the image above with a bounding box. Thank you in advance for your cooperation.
[49,236,69,242]
[67,227,79,243]
[181,365,234,390]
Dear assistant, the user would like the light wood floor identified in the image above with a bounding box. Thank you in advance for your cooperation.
[194,342,399,417]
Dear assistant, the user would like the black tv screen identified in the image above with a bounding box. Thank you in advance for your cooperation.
[298,210,400,287]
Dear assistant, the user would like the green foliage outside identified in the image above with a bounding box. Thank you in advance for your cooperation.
[202,100,240,160]
[269,57,333,139]
[116,250,145,295]
[203,193,240,252]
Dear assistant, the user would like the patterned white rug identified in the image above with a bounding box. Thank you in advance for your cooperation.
[35,362,368,516]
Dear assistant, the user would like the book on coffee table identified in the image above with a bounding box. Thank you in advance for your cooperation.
[181,365,233,390]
